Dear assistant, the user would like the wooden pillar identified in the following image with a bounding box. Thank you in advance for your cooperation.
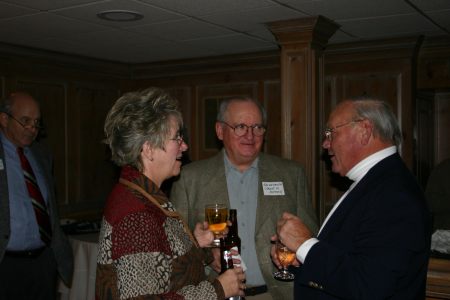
[267,16,339,213]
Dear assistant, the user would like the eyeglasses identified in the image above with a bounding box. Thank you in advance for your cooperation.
[169,133,185,145]
[324,119,364,141]
[3,112,43,130]
[221,122,266,137]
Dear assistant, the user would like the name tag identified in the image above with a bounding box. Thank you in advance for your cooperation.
[262,181,285,196]
[0,159,3,170]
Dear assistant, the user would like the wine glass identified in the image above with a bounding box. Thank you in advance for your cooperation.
[273,241,295,281]
[205,203,228,247]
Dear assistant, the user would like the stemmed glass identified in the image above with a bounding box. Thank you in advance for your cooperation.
[205,203,228,247]
[273,241,295,281]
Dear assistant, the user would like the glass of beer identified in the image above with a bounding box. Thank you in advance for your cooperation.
[273,241,295,281]
[205,203,228,247]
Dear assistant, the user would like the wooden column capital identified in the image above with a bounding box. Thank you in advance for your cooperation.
[267,16,340,49]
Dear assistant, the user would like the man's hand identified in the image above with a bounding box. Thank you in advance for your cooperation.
[277,212,312,253]
[270,234,300,269]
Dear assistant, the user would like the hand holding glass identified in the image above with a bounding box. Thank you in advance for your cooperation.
[205,203,228,247]
[273,241,295,281]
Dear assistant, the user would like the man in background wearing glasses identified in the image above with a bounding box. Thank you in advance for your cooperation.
[0,92,73,299]
[171,96,318,300]
[274,98,431,299]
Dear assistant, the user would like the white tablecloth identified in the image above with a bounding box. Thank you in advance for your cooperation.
[59,233,99,300]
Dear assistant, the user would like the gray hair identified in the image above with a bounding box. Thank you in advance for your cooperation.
[351,98,402,147]
[216,96,267,126]
[104,87,182,171]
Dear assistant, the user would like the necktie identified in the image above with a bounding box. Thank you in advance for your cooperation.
[17,147,52,245]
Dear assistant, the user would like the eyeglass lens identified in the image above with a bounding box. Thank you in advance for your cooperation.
[223,122,265,137]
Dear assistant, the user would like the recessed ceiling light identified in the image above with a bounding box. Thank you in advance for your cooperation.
[97,10,144,22]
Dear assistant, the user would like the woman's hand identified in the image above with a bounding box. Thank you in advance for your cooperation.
[217,267,246,299]
[193,221,214,248]
[210,247,221,273]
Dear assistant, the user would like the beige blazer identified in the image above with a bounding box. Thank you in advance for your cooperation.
[171,150,318,299]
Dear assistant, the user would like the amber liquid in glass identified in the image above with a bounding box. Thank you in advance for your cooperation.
[273,241,295,281]
[277,247,296,268]
[205,204,228,246]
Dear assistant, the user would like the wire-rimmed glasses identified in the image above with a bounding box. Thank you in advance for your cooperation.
[2,111,43,130]
[221,121,266,137]
[324,119,364,141]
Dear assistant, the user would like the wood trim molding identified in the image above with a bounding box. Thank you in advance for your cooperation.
[325,36,424,62]
[131,50,280,79]
[0,42,129,79]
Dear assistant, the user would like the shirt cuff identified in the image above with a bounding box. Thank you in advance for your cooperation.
[296,238,319,264]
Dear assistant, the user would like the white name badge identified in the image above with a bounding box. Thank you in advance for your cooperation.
[0,159,3,170]
[262,181,285,196]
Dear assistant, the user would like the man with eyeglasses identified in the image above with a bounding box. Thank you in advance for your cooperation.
[0,92,73,299]
[274,98,431,299]
[171,96,318,300]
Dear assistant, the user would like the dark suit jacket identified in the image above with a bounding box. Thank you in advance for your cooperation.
[294,153,431,299]
[171,150,318,300]
[0,139,73,286]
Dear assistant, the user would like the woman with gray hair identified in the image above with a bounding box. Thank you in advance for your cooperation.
[95,87,245,300]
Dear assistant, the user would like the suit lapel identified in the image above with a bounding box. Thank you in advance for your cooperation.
[318,154,399,240]
[203,151,230,206]
[318,185,361,240]
[256,154,279,233]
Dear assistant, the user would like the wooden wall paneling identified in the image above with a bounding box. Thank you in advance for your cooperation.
[434,92,450,165]
[64,84,120,217]
[196,83,258,160]
[416,91,436,189]
[418,37,450,90]
[165,87,194,161]
[0,76,4,98]
[263,80,281,156]
[15,80,68,206]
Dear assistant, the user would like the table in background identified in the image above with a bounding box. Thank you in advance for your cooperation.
[59,233,99,300]
[427,256,450,299]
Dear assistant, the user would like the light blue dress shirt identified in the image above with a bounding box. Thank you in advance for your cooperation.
[1,132,49,250]
[224,154,266,286]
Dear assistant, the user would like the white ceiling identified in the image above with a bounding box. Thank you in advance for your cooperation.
[0,0,449,64]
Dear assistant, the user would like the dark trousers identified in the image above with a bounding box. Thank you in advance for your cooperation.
[0,247,57,300]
